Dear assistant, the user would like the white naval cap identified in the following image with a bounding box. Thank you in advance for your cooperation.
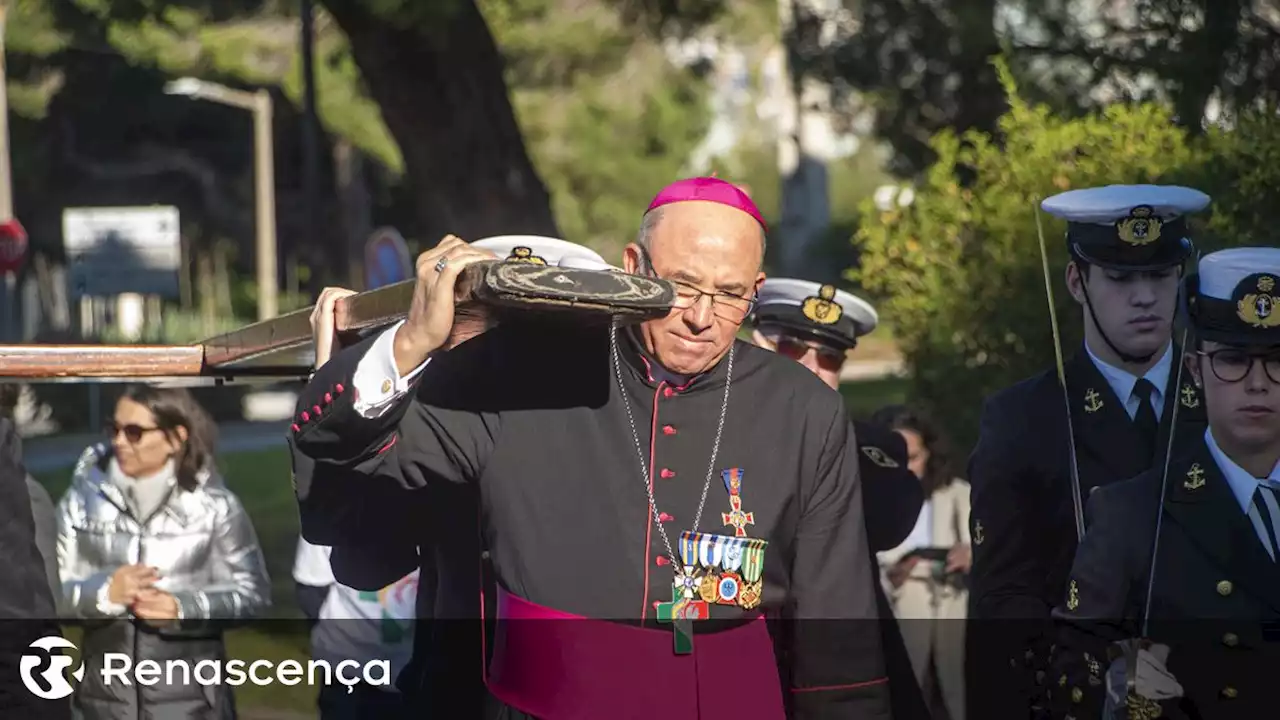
[752,278,878,351]
[471,235,614,270]
[1188,247,1280,346]
[1040,184,1208,269]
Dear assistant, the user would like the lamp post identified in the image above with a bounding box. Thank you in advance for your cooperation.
[164,78,278,321]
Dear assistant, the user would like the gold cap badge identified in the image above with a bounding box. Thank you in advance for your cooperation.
[1237,274,1280,328]
[1116,205,1163,246]
[506,246,548,265]
[801,284,843,325]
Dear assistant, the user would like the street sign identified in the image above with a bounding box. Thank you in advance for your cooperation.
[364,226,413,290]
[63,206,181,298]
[0,218,28,274]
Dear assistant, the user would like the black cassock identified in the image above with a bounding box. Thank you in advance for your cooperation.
[965,347,1207,719]
[292,318,891,720]
[1045,436,1280,719]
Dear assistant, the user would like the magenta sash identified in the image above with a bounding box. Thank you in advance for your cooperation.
[485,587,787,719]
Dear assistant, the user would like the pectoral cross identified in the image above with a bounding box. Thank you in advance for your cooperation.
[1084,388,1104,413]
[721,495,755,537]
[656,585,709,655]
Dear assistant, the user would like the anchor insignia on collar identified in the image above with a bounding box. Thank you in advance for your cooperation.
[1183,463,1206,490]
[1180,383,1200,409]
[1083,388,1104,414]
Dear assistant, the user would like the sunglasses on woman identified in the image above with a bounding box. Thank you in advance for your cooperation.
[775,335,847,372]
[106,421,165,444]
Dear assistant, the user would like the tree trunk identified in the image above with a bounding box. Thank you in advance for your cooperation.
[319,0,560,245]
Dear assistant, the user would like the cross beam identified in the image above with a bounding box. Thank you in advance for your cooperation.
[0,279,416,382]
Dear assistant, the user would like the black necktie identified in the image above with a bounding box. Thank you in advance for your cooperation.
[1132,378,1159,460]
[1251,485,1280,562]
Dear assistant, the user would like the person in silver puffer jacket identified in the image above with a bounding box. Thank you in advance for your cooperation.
[56,385,271,720]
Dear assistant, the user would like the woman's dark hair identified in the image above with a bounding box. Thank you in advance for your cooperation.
[119,385,218,491]
[870,403,958,496]
[0,383,18,419]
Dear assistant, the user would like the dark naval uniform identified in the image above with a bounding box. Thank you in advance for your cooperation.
[293,317,891,719]
[750,277,931,719]
[966,186,1211,719]
[1045,248,1280,720]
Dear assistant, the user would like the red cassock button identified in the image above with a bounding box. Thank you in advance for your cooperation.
[660,468,675,479]
[324,393,333,403]
[659,513,674,522]
[655,556,670,566]
[291,424,300,432]
[663,387,674,398]
[662,425,676,435]
[312,405,322,415]
[300,411,310,422]
[335,383,345,394]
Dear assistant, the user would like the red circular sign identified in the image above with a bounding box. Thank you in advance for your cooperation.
[0,218,28,274]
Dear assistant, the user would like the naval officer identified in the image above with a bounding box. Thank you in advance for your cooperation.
[966,185,1211,719]
[749,277,932,720]
[291,177,892,719]
[1045,246,1280,720]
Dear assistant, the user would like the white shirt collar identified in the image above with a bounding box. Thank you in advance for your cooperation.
[1204,427,1280,514]
[1086,340,1173,416]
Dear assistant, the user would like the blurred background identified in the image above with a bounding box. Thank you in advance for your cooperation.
[3,1,1280,715]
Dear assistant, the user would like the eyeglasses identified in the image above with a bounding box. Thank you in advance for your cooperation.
[636,244,757,323]
[106,421,164,444]
[776,335,846,372]
[1197,349,1280,384]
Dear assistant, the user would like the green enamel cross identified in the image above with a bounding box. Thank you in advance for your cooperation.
[656,586,709,655]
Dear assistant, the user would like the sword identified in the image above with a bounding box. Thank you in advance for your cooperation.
[1035,206,1087,541]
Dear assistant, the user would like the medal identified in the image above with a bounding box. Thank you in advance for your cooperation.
[679,532,700,568]
[738,580,762,610]
[741,538,768,584]
[698,573,720,603]
[716,572,741,605]
[698,532,725,568]
[722,537,746,572]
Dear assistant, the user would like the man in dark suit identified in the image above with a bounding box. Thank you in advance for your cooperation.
[966,186,1212,719]
[1046,246,1280,719]
[0,406,72,719]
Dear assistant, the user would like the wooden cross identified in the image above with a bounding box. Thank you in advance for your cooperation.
[721,495,755,538]
[656,586,709,655]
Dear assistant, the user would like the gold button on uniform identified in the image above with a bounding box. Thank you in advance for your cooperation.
[1217,580,1233,596]
[1071,687,1083,703]
[1223,632,1239,647]
[381,378,393,394]
[1221,686,1238,699]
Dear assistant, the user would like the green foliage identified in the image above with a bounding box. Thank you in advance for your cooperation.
[852,58,1218,452]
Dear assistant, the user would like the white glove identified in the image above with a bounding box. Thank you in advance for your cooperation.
[1102,640,1182,718]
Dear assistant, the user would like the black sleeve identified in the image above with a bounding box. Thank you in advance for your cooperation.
[25,475,61,604]
[965,393,1050,720]
[295,582,330,623]
[292,329,501,489]
[1045,484,1144,718]
[0,419,71,720]
[855,423,925,552]
[291,432,423,591]
[788,411,892,719]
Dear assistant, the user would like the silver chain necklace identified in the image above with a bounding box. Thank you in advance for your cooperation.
[609,319,734,578]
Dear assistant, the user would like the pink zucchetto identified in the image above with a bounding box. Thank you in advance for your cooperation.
[645,177,767,232]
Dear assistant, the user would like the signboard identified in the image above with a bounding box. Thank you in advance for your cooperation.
[364,227,413,290]
[0,218,28,274]
[63,206,181,298]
